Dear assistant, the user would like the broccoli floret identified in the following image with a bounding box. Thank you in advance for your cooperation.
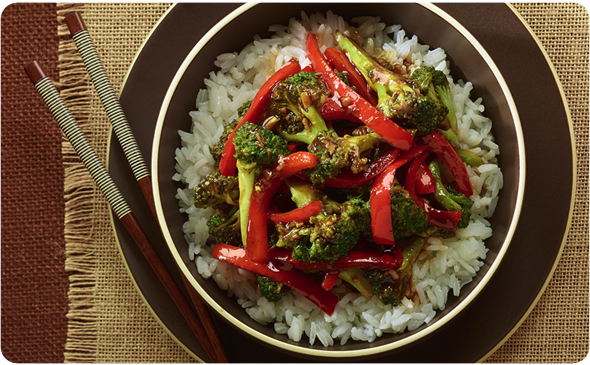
[237,100,252,119]
[233,121,290,172]
[409,69,485,167]
[257,275,288,302]
[390,180,429,240]
[396,227,436,289]
[364,268,401,306]
[274,220,312,251]
[410,66,456,133]
[336,32,448,135]
[362,227,437,304]
[274,179,369,263]
[285,177,328,208]
[207,206,241,245]
[193,170,239,209]
[428,160,473,230]
[446,185,474,229]
[210,119,239,168]
[305,201,363,262]
[343,196,372,239]
[269,71,331,145]
[411,67,485,168]
[209,100,251,167]
[276,217,367,265]
[268,71,380,183]
[307,131,382,183]
[232,122,290,246]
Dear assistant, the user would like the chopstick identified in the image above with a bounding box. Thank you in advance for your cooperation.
[63,12,156,216]
[62,12,228,363]
[24,61,227,363]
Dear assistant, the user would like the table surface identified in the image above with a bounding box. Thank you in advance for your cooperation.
[1,3,588,363]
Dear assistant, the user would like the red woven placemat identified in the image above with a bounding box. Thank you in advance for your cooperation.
[0,3,68,363]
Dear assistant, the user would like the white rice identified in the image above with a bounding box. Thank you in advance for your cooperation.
[174,12,502,346]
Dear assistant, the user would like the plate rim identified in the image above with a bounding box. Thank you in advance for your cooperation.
[109,2,576,362]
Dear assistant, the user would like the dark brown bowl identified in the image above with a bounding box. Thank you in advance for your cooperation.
[151,3,524,359]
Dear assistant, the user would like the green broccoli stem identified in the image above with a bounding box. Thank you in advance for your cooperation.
[237,160,256,247]
[374,83,391,113]
[339,268,374,298]
[285,178,323,207]
[336,33,404,97]
[285,178,341,213]
[342,132,382,153]
[336,36,371,77]
[437,128,460,147]
[456,149,484,167]
[428,160,462,211]
[396,226,437,283]
[221,206,239,228]
[435,84,457,132]
[276,105,329,145]
[437,128,484,167]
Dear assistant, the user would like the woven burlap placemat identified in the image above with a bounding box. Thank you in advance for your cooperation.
[55,3,196,363]
[58,3,589,363]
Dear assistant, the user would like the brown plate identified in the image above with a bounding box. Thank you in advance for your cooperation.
[110,3,574,362]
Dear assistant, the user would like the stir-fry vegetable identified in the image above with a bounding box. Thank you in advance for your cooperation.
[306,32,415,150]
[246,152,318,263]
[196,31,480,315]
[212,243,338,315]
[219,59,301,176]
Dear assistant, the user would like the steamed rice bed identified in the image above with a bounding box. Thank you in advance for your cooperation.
[173,11,502,346]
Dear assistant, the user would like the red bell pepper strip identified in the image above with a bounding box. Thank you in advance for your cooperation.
[404,151,431,206]
[321,271,340,291]
[394,144,429,166]
[320,97,363,123]
[369,146,432,246]
[404,150,462,230]
[219,59,301,176]
[323,148,399,188]
[212,243,338,315]
[424,204,461,231]
[247,152,318,263]
[306,33,414,150]
[370,162,398,246]
[268,200,322,223]
[269,248,401,270]
[267,202,282,217]
[324,47,378,105]
[416,131,473,197]
[415,162,436,196]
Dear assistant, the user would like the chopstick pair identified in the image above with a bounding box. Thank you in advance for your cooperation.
[24,12,227,363]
